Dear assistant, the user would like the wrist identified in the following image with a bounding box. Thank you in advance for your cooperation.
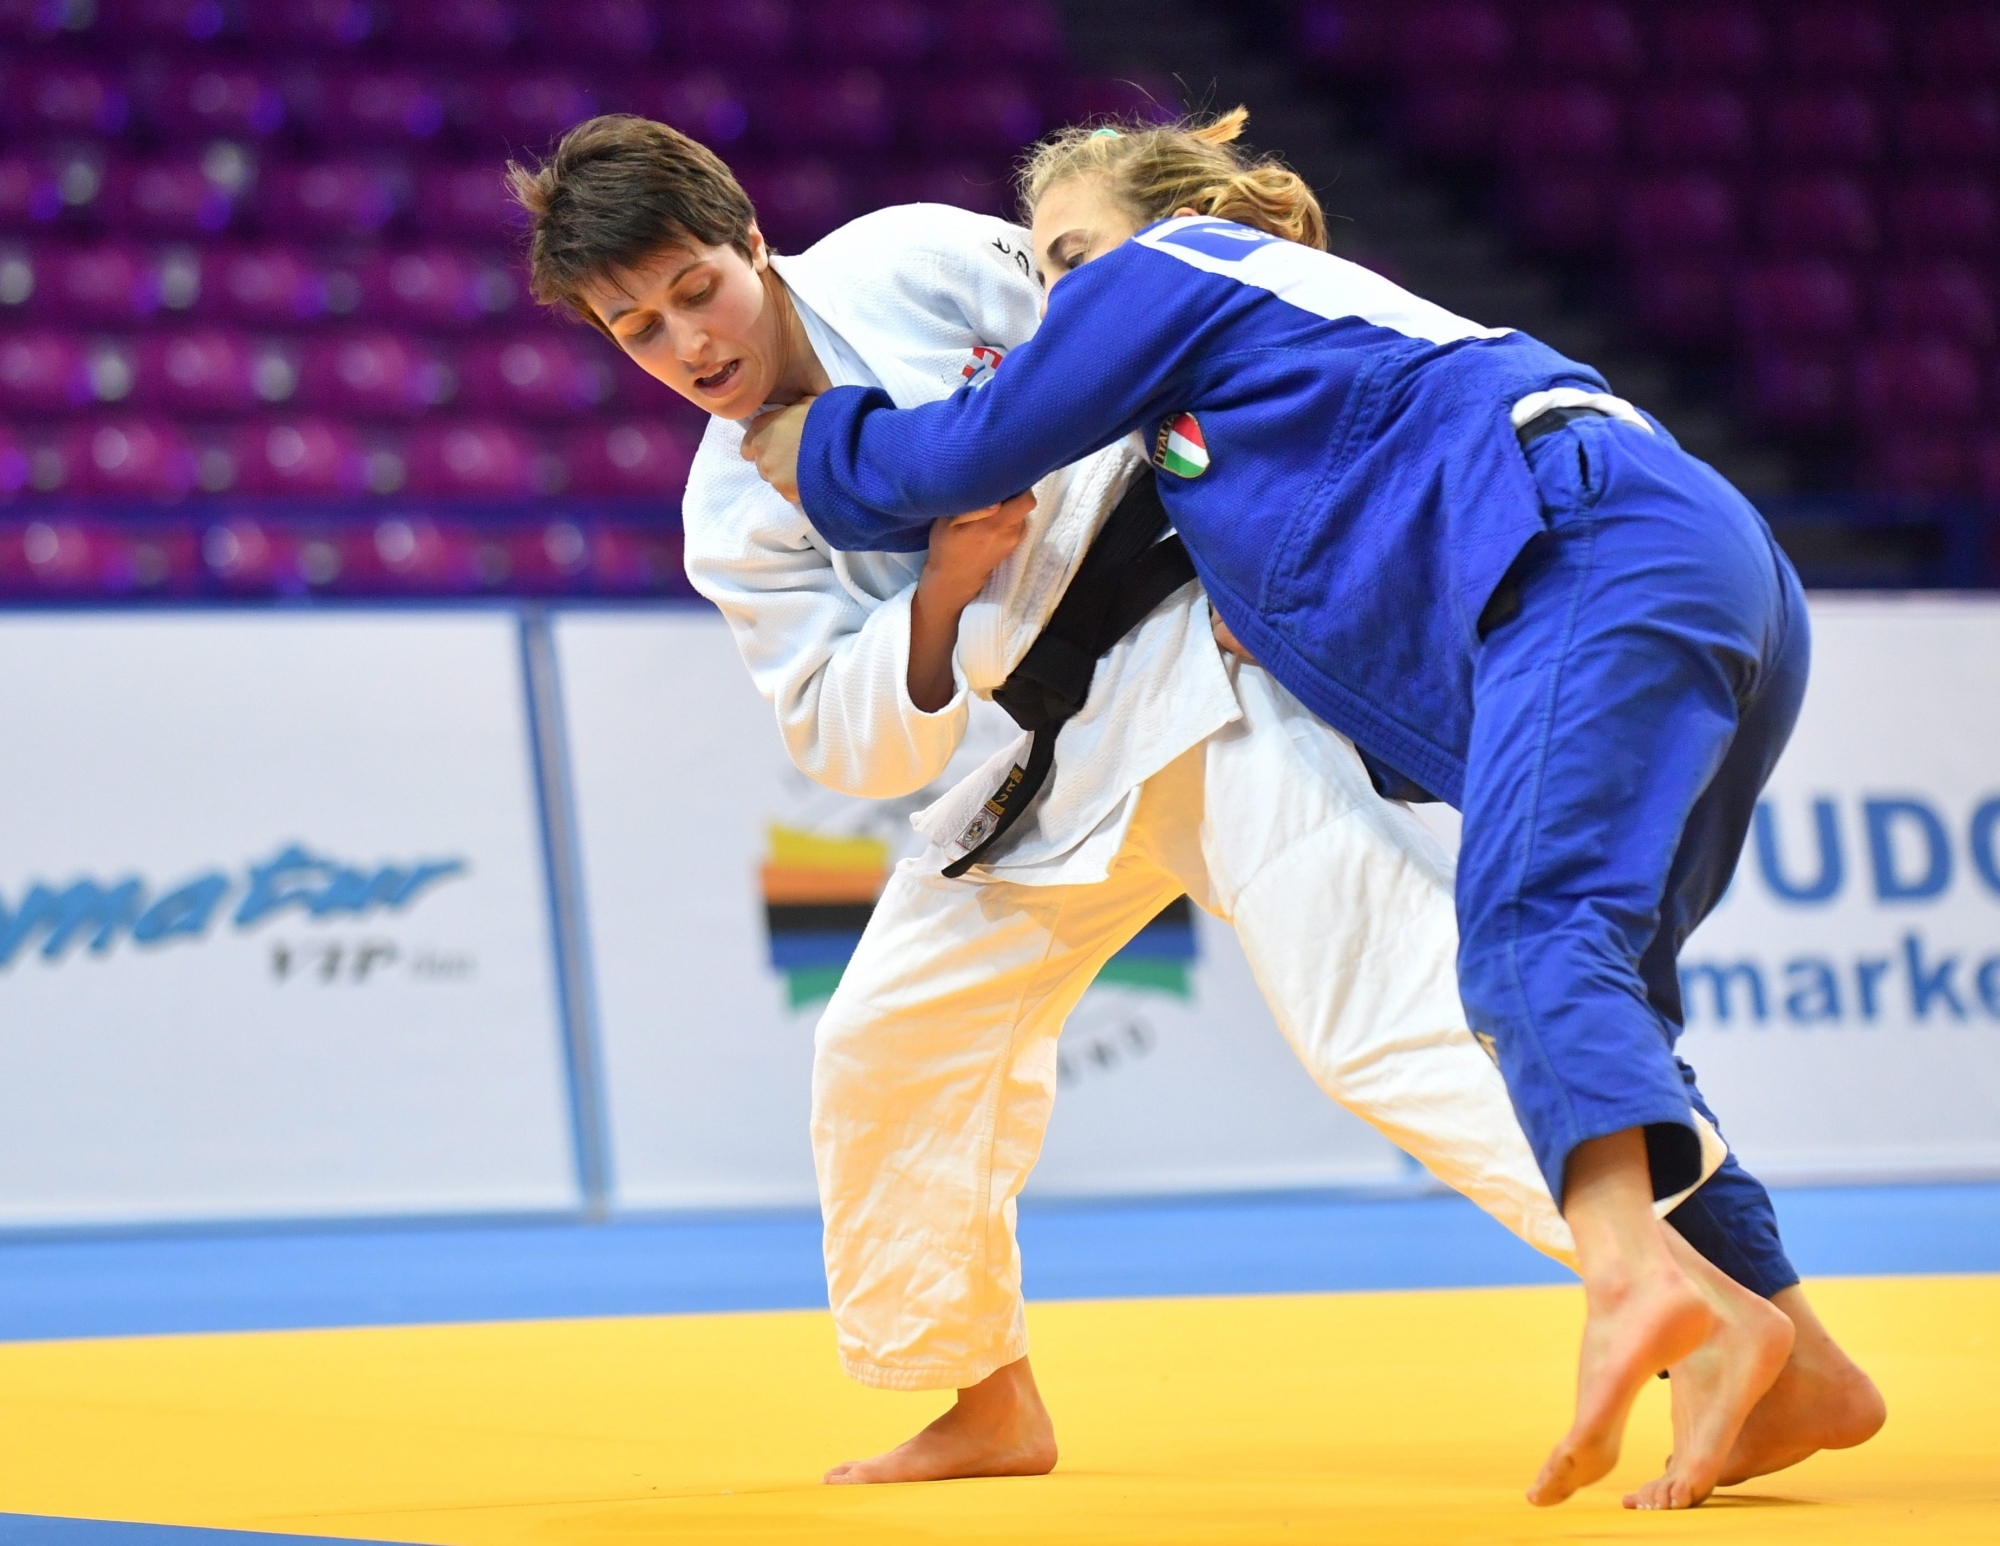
[916,569,980,616]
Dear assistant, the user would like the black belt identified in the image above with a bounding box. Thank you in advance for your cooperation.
[942,473,1198,878]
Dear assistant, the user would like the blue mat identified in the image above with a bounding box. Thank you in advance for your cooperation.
[1,1182,1994,1343]
[0,1521,415,1546]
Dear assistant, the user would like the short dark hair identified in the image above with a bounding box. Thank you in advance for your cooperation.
[507,115,758,334]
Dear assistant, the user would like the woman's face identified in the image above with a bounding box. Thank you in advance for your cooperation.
[1029,175,1148,296]
[581,228,784,420]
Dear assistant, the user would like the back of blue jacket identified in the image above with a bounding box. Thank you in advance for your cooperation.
[797,216,1609,806]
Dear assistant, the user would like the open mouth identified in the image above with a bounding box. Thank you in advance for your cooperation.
[693,359,741,395]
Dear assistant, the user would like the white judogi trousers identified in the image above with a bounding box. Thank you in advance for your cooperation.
[813,663,1578,1392]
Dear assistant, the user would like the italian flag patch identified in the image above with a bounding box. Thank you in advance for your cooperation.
[1153,412,1209,478]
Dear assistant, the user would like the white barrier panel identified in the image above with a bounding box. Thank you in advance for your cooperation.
[1676,596,2000,1183]
[0,613,580,1226]
[555,610,1405,1211]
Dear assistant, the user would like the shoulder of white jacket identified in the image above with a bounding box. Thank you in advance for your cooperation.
[682,418,799,540]
[783,204,1040,317]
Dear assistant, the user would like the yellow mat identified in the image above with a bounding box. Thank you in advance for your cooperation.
[0,1275,1993,1545]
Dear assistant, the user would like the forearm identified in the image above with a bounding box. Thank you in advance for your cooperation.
[907,573,972,714]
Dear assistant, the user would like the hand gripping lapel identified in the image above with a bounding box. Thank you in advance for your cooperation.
[942,473,1198,878]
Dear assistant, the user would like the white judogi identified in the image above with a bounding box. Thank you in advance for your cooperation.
[683,205,1576,1392]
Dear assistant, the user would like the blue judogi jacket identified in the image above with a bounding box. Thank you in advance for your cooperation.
[795,216,1610,808]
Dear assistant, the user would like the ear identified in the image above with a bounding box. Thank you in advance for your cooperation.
[1172,205,1200,218]
[748,224,770,270]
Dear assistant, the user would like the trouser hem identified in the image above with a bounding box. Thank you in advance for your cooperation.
[840,1336,1030,1393]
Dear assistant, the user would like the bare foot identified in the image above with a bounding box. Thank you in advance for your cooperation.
[1623,1236,1794,1511]
[1527,1260,1716,1506]
[1714,1285,1886,1486]
[824,1356,1057,1485]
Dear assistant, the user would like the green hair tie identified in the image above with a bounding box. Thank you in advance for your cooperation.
[1091,126,1121,139]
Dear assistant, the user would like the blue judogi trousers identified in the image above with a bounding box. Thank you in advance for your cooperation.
[1456,412,1809,1298]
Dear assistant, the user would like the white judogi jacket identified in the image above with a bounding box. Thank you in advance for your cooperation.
[682,204,1240,884]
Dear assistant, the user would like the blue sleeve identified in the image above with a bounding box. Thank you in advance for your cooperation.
[795,242,1212,551]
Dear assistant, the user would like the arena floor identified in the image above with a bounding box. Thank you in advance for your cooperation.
[1,1186,1995,1546]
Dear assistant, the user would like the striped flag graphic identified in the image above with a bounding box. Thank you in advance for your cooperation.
[1154,412,1209,478]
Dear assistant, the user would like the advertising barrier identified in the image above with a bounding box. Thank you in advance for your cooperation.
[1673,596,2000,1182]
[0,593,1992,1232]
[0,613,580,1226]
[554,610,1409,1212]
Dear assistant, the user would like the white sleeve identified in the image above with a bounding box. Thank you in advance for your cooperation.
[681,417,970,800]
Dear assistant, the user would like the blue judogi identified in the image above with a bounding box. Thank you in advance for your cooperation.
[794,215,1805,1296]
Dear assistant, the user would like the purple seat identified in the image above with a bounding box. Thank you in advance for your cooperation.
[455,72,600,152]
[200,516,284,591]
[1855,338,1983,423]
[1632,87,1753,168]
[261,160,408,238]
[412,162,532,241]
[590,522,688,596]
[236,417,369,497]
[406,420,542,498]
[302,332,457,418]
[1742,343,1853,431]
[117,156,239,236]
[803,0,932,66]
[941,1,1064,69]
[1887,177,1999,256]
[1912,8,2000,81]
[23,65,130,136]
[1297,1,1394,75]
[350,517,473,595]
[298,69,448,147]
[1396,1,1511,74]
[1897,89,2000,168]
[1760,174,1879,257]
[101,0,236,43]
[0,332,91,411]
[1507,171,1618,255]
[1500,86,1623,166]
[1655,4,1768,78]
[1975,432,2000,505]
[0,148,113,230]
[1060,74,1182,128]
[767,70,896,152]
[140,329,300,414]
[565,420,698,496]
[0,516,101,595]
[521,0,659,60]
[1,0,101,42]
[1524,2,1643,77]
[209,244,331,324]
[154,66,287,139]
[1399,83,1502,163]
[1735,258,1863,342]
[868,160,1012,220]
[660,0,795,62]
[71,416,200,499]
[1766,89,1884,167]
[1628,260,1733,346]
[362,246,516,327]
[735,161,855,250]
[389,0,519,55]
[1619,173,1741,255]
[460,334,618,419]
[1779,4,1898,80]
[44,243,157,322]
[631,71,755,149]
[1865,429,1973,497]
[1876,260,1995,346]
[0,243,34,316]
[910,77,1042,154]
[246,0,380,49]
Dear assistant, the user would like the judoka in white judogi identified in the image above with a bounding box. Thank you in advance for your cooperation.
[683,203,1580,1392]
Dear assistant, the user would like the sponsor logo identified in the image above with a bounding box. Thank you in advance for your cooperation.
[0,844,466,969]
[1152,412,1209,478]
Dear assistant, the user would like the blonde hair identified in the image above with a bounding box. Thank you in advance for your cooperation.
[1019,106,1326,250]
